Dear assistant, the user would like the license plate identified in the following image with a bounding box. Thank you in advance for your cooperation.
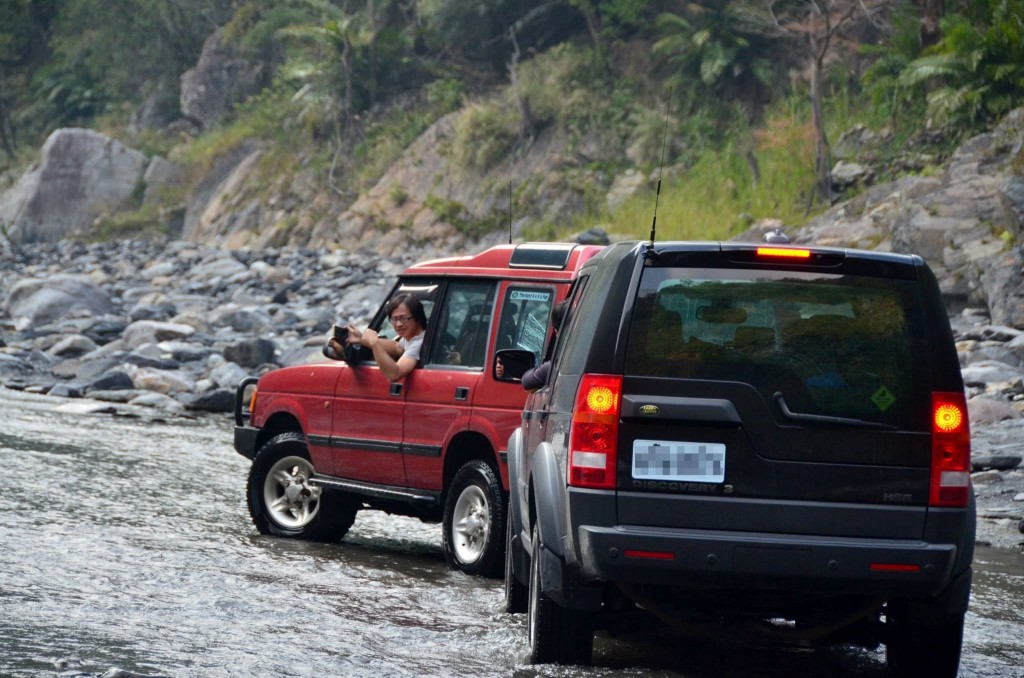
[631,440,726,483]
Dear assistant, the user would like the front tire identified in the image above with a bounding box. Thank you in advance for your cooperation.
[247,432,357,542]
[527,525,594,665]
[442,460,505,577]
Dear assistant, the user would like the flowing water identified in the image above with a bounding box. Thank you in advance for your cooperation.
[0,386,1021,678]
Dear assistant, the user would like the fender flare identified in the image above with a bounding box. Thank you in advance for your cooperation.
[530,441,566,559]
[506,427,525,541]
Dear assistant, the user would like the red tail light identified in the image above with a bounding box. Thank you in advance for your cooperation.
[568,374,622,489]
[929,391,971,507]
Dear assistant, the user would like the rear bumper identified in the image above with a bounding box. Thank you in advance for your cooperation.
[234,425,259,460]
[576,524,957,598]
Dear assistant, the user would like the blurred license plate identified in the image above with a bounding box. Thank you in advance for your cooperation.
[631,440,726,483]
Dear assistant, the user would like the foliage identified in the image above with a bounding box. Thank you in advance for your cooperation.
[898,0,1024,127]
[652,4,776,103]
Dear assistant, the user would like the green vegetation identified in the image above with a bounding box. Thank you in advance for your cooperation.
[1,1,1022,244]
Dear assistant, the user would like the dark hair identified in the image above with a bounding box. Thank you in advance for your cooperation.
[551,299,569,329]
[387,293,428,328]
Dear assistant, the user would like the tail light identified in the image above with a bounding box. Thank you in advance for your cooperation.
[929,391,971,507]
[756,246,811,259]
[568,374,622,489]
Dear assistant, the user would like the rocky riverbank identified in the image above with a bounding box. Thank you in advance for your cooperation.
[1,237,1023,552]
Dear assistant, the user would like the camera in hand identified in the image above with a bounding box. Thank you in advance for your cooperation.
[333,325,348,341]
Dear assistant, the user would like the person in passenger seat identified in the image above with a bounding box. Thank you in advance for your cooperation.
[521,300,568,391]
[326,294,427,382]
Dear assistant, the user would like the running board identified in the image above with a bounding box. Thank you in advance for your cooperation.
[311,475,441,507]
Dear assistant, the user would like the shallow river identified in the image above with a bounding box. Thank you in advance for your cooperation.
[1,386,1022,678]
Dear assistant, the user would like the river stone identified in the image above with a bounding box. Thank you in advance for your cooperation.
[47,334,99,358]
[121,320,196,349]
[188,256,247,283]
[127,366,195,394]
[971,470,1003,484]
[961,361,1024,386]
[209,361,249,389]
[83,370,135,393]
[223,338,277,368]
[129,392,185,412]
[53,401,118,415]
[88,388,149,403]
[4,275,114,330]
[128,302,178,322]
[972,455,1023,471]
[968,398,1023,424]
[184,388,234,412]
[49,382,85,398]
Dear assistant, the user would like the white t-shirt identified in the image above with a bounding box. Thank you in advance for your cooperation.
[399,332,424,362]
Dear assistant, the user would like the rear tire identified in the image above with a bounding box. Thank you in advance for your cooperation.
[442,460,505,577]
[504,507,528,613]
[886,600,965,678]
[247,432,357,542]
[527,525,593,665]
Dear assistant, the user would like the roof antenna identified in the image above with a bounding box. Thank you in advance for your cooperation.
[646,88,672,260]
[508,179,513,245]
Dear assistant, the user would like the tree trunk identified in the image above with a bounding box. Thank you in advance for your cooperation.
[367,0,378,106]
[809,54,832,204]
[917,0,945,48]
[574,0,604,64]
[508,27,536,141]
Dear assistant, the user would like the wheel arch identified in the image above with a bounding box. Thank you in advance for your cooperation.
[443,430,498,492]
[255,411,305,453]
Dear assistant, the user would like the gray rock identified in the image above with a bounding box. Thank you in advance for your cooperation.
[121,320,195,349]
[210,306,272,333]
[208,361,249,389]
[88,388,149,403]
[223,337,277,368]
[999,174,1024,239]
[188,256,248,283]
[961,360,1024,386]
[971,470,1003,484]
[49,382,85,398]
[971,455,1023,472]
[183,388,235,412]
[4,275,114,330]
[129,392,185,412]
[47,334,99,358]
[179,29,264,131]
[831,160,872,187]
[83,371,135,393]
[968,397,1023,424]
[128,302,177,322]
[0,128,147,243]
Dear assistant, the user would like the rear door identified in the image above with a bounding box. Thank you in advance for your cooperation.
[617,250,934,540]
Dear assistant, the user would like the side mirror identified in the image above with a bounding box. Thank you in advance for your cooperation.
[494,348,535,382]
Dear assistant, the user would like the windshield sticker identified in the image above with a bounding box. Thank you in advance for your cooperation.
[511,290,552,302]
[871,386,895,412]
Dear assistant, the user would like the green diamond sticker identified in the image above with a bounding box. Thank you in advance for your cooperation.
[871,386,895,412]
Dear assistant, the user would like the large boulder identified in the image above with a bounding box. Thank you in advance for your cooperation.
[179,29,264,131]
[4,275,114,330]
[0,129,148,243]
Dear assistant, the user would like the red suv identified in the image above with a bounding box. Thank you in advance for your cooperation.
[233,242,602,576]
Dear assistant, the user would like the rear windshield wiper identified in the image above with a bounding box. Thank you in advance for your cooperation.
[773,392,896,429]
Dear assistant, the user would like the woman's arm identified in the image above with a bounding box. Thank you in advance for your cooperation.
[360,328,417,382]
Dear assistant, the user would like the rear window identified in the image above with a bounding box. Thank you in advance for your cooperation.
[625,267,930,428]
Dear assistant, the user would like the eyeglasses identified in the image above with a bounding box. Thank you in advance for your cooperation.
[390,314,413,325]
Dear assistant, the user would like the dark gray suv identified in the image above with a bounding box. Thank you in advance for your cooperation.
[501,240,975,676]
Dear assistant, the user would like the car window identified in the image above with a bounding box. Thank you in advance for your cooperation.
[625,267,929,428]
[426,280,496,368]
[374,280,440,342]
[548,275,589,370]
[496,286,557,361]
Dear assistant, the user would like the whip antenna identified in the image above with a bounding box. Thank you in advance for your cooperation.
[647,89,672,258]
[509,180,513,244]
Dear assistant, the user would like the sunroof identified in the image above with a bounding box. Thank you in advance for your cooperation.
[509,243,575,269]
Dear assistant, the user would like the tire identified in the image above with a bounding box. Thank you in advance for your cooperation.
[886,600,965,678]
[442,460,506,577]
[527,525,594,665]
[247,432,357,542]
[504,506,528,613]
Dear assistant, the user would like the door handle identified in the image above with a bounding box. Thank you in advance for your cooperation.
[389,383,403,397]
[454,386,470,401]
